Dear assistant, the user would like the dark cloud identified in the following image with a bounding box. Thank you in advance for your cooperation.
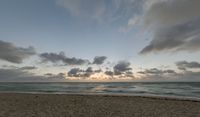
[125,71,134,78]
[164,69,176,74]
[94,69,102,73]
[137,71,145,74]
[105,71,114,77]
[67,67,102,78]
[176,61,200,70]
[140,0,200,54]
[84,67,94,77]
[39,52,90,65]
[67,68,83,77]
[0,40,36,63]
[108,61,134,78]
[138,68,176,75]
[113,61,132,75]
[20,66,37,70]
[85,67,93,72]
[92,56,107,65]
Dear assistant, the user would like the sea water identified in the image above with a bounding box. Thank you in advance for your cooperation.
[0,82,200,100]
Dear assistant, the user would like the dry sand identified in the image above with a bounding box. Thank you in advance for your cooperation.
[0,93,199,117]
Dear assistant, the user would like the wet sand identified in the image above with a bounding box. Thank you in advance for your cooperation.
[0,93,199,117]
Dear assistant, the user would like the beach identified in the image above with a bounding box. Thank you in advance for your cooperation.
[0,93,199,117]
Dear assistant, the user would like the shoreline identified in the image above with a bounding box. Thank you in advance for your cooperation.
[0,93,200,117]
[0,92,200,102]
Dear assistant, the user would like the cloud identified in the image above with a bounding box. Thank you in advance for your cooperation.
[137,68,182,81]
[140,0,200,54]
[56,0,106,20]
[127,16,140,28]
[92,56,107,65]
[113,61,132,75]
[179,71,200,81]
[119,15,141,33]
[1,65,37,71]
[0,40,36,63]
[137,67,200,81]
[83,67,94,77]
[138,68,176,75]
[67,67,101,77]
[104,71,114,77]
[20,66,37,70]
[85,67,102,77]
[139,70,200,81]
[67,68,83,77]
[171,70,200,81]
[39,52,90,65]
[124,71,134,78]
[56,0,145,22]
[104,61,134,78]
[45,72,66,79]
[1,66,198,82]
[0,68,66,82]
[176,61,200,70]
[164,69,176,74]
[85,67,93,72]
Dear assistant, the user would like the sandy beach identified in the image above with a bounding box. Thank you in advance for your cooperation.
[0,93,199,117]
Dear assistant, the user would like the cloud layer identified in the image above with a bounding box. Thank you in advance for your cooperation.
[1,1,200,82]
[176,61,200,70]
[0,40,36,63]
[0,67,67,82]
[39,52,90,65]
[140,0,200,54]
[137,60,200,81]
[138,68,176,75]
[56,0,145,22]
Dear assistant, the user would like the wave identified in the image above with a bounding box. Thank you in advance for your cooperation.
[0,82,200,100]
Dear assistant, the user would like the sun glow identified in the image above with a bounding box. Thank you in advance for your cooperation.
[89,73,111,81]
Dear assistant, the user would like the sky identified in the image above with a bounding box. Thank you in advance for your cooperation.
[0,0,200,82]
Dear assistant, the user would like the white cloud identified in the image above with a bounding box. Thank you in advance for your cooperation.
[119,15,141,33]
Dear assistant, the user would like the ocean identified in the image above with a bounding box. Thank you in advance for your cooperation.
[0,82,200,100]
